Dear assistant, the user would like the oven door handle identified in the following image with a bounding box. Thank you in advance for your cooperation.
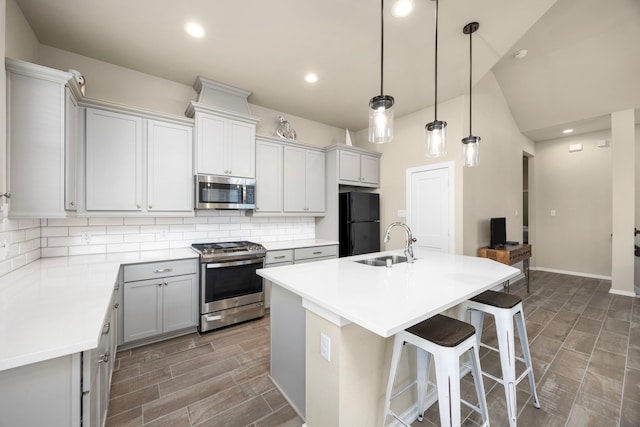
[205,314,223,321]
[205,257,265,269]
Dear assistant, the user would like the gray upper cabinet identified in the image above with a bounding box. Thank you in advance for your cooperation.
[84,107,194,214]
[86,108,143,211]
[337,147,381,188]
[192,109,258,179]
[6,58,82,218]
[255,137,283,214]
[147,120,193,212]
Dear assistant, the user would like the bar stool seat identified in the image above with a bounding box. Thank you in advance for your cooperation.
[460,290,541,427]
[383,314,489,427]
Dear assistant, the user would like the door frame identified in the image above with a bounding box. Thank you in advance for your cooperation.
[406,161,455,253]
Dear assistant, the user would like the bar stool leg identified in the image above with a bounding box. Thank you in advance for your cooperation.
[433,350,462,427]
[494,310,518,427]
[515,310,540,408]
[416,348,431,421]
[469,345,490,427]
[383,335,407,427]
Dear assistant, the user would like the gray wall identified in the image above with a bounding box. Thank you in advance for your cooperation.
[534,130,613,277]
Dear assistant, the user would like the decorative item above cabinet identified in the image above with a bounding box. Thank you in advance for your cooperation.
[185,77,260,179]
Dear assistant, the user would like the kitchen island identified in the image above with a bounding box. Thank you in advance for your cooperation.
[257,248,519,427]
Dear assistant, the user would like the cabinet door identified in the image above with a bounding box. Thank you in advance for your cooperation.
[360,154,380,186]
[64,88,80,211]
[305,150,325,212]
[86,109,143,211]
[227,120,255,178]
[196,112,226,175]
[255,139,283,213]
[283,146,307,212]
[163,275,198,333]
[338,150,361,184]
[147,120,193,212]
[123,279,163,342]
[8,72,65,217]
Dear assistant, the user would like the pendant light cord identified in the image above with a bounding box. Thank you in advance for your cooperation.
[433,0,439,120]
[468,23,472,135]
[380,0,385,96]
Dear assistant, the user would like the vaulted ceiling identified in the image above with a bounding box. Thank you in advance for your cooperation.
[13,0,640,141]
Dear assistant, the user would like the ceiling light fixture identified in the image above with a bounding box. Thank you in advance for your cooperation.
[425,0,447,157]
[462,22,481,168]
[392,0,415,17]
[368,0,394,144]
[304,73,319,83]
[562,128,574,134]
[185,22,205,38]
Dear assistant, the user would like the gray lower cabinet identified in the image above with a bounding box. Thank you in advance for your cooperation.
[0,284,118,427]
[122,259,198,345]
[268,244,337,419]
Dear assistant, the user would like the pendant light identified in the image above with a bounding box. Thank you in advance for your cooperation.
[368,0,394,144]
[425,0,447,157]
[462,22,481,167]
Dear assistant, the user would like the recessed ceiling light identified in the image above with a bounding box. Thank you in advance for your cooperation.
[562,128,574,134]
[514,49,528,59]
[392,0,415,17]
[304,73,318,83]
[185,22,205,38]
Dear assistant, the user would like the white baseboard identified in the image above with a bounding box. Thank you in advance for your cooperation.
[609,288,638,298]
[535,266,611,280]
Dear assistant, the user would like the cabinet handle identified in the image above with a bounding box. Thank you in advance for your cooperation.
[98,352,109,364]
[274,256,286,259]
[149,205,152,209]
[69,201,75,206]
[158,282,163,287]
[137,204,141,208]
[153,268,173,273]
[312,251,322,255]
[102,322,110,335]
[164,282,168,286]
[113,303,119,310]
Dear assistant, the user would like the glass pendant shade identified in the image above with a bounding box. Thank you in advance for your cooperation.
[369,95,395,144]
[425,119,447,157]
[462,135,480,167]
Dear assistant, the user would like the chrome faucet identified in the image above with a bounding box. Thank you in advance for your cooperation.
[383,222,417,263]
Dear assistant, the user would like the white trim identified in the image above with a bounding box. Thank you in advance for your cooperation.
[406,161,455,253]
[535,267,611,280]
[609,289,638,298]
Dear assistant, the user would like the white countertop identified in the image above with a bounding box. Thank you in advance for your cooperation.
[257,248,520,338]
[261,239,339,251]
[0,248,197,372]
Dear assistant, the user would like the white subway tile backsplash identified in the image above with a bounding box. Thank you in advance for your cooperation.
[89,217,125,226]
[0,215,317,279]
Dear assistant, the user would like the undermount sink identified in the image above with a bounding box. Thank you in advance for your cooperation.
[354,255,408,267]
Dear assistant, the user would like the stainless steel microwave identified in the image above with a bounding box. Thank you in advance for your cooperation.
[195,174,256,210]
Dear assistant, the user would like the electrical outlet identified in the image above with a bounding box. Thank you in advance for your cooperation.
[81,231,92,244]
[320,333,331,362]
[1,240,8,259]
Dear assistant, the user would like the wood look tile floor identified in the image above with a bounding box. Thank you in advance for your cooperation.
[106,271,640,427]
[106,316,302,427]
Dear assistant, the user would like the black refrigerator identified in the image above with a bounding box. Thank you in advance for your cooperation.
[339,192,380,257]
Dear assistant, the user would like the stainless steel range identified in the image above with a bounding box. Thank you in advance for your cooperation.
[191,241,266,332]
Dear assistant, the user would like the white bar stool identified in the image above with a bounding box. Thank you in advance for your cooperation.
[382,314,490,427]
[459,290,541,426]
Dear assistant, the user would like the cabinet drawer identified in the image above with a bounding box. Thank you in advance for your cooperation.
[123,258,198,282]
[294,245,338,261]
[266,250,294,265]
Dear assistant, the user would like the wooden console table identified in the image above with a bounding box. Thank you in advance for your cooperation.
[478,244,532,292]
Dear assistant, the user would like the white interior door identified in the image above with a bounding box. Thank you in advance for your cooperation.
[407,162,453,253]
